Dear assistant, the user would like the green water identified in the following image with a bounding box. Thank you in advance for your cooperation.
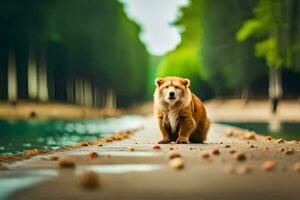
[219,122,300,140]
[0,115,144,155]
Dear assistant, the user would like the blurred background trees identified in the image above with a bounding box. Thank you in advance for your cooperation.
[154,0,300,102]
[0,0,148,107]
[0,0,300,108]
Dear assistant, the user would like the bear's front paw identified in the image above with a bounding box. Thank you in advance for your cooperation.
[158,139,171,144]
[176,139,190,144]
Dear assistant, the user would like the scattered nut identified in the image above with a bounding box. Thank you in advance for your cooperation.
[223,165,234,174]
[225,145,231,148]
[87,152,98,158]
[168,150,181,159]
[262,160,275,171]
[264,146,269,152]
[275,138,284,144]
[80,142,89,147]
[153,145,161,150]
[236,165,251,175]
[49,156,59,161]
[168,157,184,170]
[229,149,236,154]
[225,129,234,137]
[169,147,174,150]
[292,162,300,172]
[212,148,220,155]
[233,152,246,161]
[128,147,135,151]
[263,136,272,142]
[244,132,256,140]
[285,148,295,155]
[277,147,286,152]
[59,158,76,168]
[79,171,100,189]
[105,137,113,142]
[249,145,256,148]
[288,140,298,144]
[201,151,210,158]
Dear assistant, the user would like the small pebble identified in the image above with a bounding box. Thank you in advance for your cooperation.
[225,129,234,137]
[128,147,135,151]
[275,138,284,144]
[105,137,113,142]
[168,150,181,159]
[292,162,300,172]
[262,160,275,171]
[80,142,89,147]
[153,145,161,150]
[59,158,76,168]
[168,157,184,170]
[285,148,295,155]
[264,146,269,152]
[49,156,59,161]
[288,140,298,144]
[212,148,220,155]
[223,165,234,174]
[233,152,246,161]
[201,151,210,158]
[88,152,98,158]
[236,165,251,175]
[244,132,256,140]
[264,136,272,142]
[277,147,286,152]
[79,171,100,189]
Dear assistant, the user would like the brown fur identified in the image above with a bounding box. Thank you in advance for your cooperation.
[154,76,210,144]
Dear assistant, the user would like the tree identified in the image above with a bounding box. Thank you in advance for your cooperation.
[157,0,212,99]
[237,0,300,111]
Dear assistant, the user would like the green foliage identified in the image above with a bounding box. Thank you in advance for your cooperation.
[237,0,297,69]
[156,0,213,99]
[255,37,283,67]
[200,0,267,96]
[0,0,149,106]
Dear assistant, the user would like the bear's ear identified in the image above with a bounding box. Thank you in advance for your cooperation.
[181,78,190,88]
[155,77,164,87]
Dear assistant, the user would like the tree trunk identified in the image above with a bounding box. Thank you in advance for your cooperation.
[8,47,17,102]
[269,67,282,113]
[38,49,49,102]
[105,88,117,109]
[28,48,38,100]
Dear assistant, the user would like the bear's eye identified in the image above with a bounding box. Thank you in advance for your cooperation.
[175,86,178,89]
[166,86,169,89]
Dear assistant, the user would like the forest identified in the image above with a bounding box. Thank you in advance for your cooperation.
[0,0,148,107]
[0,0,300,108]
[156,0,300,101]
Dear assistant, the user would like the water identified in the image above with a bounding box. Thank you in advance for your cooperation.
[219,121,300,140]
[77,164,161,174]
[0,115,144,155]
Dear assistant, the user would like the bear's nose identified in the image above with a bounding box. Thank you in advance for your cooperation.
[169,91,175,97]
